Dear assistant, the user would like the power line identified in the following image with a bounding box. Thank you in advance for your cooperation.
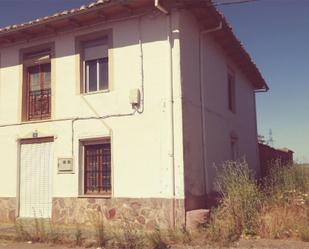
[213,0,262,6]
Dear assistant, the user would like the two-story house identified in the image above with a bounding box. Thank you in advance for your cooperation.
[0,0,268,228]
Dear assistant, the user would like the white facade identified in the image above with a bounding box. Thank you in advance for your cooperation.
[0,3,263,222]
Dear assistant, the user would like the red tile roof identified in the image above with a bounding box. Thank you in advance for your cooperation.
[0,0,111,34]
[0,0,268,90]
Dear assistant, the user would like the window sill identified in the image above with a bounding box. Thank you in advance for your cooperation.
[21,117,52,124]
[81,89,110,96]
[78,194,112,199]
[228,109,236,114]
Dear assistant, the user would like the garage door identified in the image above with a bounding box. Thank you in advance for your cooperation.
[19,139,53,218]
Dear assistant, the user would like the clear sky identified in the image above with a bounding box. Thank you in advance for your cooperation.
[217,0,309,162]
[0,0,308,162]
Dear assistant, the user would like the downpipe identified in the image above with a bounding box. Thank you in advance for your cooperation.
[199,22,222,195]
[154,0,178,228]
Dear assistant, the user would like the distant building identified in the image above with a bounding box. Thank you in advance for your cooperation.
[259,143,294,176]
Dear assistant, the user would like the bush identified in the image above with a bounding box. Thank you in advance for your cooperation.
[147,228,170,249]
[215,159,262,236]
[204,160,309,243]
[93,213,112,248]
[263,161,309,199]
[257,201,307,239]
[113,217,145,249]
[300,225,309,242]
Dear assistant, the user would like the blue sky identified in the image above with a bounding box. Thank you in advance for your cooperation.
[0,0,308,162]
[217,0,309,162]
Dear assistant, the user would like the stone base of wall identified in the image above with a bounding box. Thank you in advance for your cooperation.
[0,198,16,223]
[52,197,185,229]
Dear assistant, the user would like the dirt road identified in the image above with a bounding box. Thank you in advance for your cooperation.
[0,239,308,249]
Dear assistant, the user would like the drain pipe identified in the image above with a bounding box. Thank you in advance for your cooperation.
[199,22,223,195]
[154,0,177,228]
[167,14,177,229]
[154,0,169,14]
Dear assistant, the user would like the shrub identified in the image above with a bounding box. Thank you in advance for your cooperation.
[257,201,307,239]
[214,159,262,236]
[74,225,83,246]
[15,220,31,241]
[148,228,170,249]
[113,217,145,249]
[94,215,111,248]
[167,226,191,244]
[300,225,309,242]
[263,161,309,199]
[204,204,240,244]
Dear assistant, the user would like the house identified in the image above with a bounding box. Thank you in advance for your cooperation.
[0,0,268,228]
[259,143,294,176]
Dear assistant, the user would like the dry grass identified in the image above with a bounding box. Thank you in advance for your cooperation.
[203,160,309,244]
[257,199,307,239]
[10,161,309,247]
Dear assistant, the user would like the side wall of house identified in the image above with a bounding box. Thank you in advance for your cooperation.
[179,10,260,211]
[0,11,185,227]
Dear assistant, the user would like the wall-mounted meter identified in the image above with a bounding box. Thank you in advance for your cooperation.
[129,88,141,107]
[58,158,74,173]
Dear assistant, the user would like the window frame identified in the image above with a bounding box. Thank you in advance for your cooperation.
[84,57,109,93]
[20,43,54,122]
[230,132,239,161]
[75,29,112,95]
[227,69,236,113]
[79,137,112,197]
[26,63,52,120]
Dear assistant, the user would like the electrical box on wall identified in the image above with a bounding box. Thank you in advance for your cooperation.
[58,158,74,173]
[129,88,141,106]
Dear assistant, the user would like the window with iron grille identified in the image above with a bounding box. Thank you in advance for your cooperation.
[21,46,53,121]
[27,63,51,120]
[84,142,111,195]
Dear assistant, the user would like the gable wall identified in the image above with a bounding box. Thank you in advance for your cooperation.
[179,9,260,210]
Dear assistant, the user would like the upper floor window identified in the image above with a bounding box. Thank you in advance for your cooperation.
[27,63,51,120]
[22,47,53,121]
[82,38,109,93]
[227,71,236,113]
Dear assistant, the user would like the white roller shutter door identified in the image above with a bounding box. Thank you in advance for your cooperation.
[20,141,53,218]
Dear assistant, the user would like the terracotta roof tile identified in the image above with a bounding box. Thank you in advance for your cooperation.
[0,0,268,90]
[0,0,110,33]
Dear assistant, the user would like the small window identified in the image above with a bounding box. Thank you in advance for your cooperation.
[82,37,109,93]
[230,135,238,160]
[82,139,111,195]
[228,71,236,112]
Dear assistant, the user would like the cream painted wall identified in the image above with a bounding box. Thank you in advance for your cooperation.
[179,9,260,205]
[0,8,260,209]
[0,11,185,200]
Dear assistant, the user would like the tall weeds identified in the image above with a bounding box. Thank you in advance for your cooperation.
[215,160,261,236]
[206,160,309,243]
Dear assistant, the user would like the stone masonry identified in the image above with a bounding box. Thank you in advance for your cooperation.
[0,198,16,223]
[52,197,185,229]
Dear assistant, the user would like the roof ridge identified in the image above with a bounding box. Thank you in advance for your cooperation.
[0,0,108,33]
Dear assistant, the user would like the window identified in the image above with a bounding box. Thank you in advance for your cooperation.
[27,64,51,120]
[228,71,236,112]
[22,47,52,121]
[230,133,238,160]
[82,139,111,195]
[82,38,109,93]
